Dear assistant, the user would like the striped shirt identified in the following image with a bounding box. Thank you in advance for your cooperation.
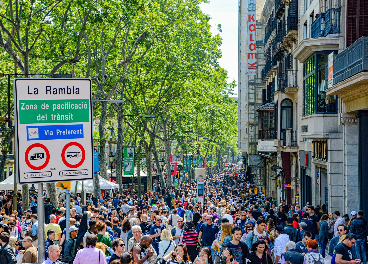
[182,230,198,246]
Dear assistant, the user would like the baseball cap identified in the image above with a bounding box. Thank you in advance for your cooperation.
[26,209,32,213]
[351,211,357,216]
[69,226,79,232]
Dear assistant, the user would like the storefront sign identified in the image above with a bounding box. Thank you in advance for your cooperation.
[247,0,257,75]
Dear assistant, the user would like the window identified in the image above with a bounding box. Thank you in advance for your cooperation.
[260,111,274,139]
[281,99,293,143]
[303,52,337,116]
[281,99,293,129]
[304,22,308,39]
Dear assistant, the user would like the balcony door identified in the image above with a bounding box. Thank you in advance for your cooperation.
[281,99,293,143]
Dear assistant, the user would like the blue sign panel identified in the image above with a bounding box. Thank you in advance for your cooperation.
[26,124,84,141]
[93,141,99,174]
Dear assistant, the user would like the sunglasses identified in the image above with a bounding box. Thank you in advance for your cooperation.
[156,219,161,221]
[338,229,344,232]
[119,243,125,247]
[178,221,183,222]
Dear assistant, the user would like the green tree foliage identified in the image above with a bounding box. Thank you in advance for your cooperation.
[0,0,239,195]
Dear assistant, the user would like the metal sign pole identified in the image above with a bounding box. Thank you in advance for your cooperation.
[37,183,45,264]
[65,189,71,240]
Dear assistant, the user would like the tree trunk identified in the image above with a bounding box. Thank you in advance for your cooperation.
[146,144,153,192]
[74,181,78,194]
[152,141,165,187]
[22,185,29,211]
[164,139,172,187]
[93,174,101,200]
[115,103,123,192]
[137,144,142,198]
[99,101,109,180]
[46,183,58,208]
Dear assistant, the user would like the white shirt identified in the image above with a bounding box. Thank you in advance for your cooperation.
[334,216,345,237]
[274,234,290,262]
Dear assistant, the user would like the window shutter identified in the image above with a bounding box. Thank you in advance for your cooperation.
[347,0,368,47]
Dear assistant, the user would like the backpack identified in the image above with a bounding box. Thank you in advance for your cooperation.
[113,226,121,239]
[310,253,324,264]
[331,253,336,264]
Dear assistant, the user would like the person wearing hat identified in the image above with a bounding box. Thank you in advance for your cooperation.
[349,210,367,264]
[63,226,79,263]
[274,225,290,264]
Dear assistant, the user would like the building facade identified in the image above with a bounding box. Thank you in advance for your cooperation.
[240,0,368,213]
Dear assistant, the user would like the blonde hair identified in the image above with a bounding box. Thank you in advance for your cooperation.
[220,223,232,245]
[160,229,173,241]
[96,242,106,254]
[9,237,17,248]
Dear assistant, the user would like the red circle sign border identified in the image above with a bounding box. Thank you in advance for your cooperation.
[25,143,50,170]
[61,142,86,168]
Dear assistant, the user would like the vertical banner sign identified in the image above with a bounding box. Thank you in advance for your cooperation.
[124,147,135,175]
[93,141,99,175]
[14,79,93,184]
[248,0,257,75]
[170,154,177,176]
[328,52,334,89]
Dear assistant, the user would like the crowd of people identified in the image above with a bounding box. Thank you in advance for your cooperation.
[0,167,366,264]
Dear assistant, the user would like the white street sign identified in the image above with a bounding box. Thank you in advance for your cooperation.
[14,79,93,184]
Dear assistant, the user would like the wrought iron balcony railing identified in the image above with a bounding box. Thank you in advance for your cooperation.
[311,13,324,38]
[275,0,285,19]
[265,16,277,45]
[281,130,298,146]
[311,8,341,38]
[333,36,368,85]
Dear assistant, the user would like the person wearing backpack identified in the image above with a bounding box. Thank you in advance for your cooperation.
[303,239,324,264]
[158,229,176,258]
[63,226,79,264]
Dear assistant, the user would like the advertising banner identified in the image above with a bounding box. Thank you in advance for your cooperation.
[328,52,334,89]
[93,141,99,174]
[124,147,135,175]
[248,0,257,75]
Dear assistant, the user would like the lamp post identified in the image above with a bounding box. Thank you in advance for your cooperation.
[109,153,115,181]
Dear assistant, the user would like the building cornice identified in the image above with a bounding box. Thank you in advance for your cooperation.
[292,37,339,63]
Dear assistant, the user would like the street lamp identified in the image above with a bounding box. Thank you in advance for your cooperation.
[109,152,115,181]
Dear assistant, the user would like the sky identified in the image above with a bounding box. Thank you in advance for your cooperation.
[200,0,238,90]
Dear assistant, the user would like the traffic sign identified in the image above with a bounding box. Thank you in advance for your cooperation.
[14,79,93,184]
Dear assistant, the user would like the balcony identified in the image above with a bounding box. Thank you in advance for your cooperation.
[311,13,324,38]
[283,0,298,45]
[311,8,341,38]
[327,36,368,113]
[333,37,368,85]
[281,129,298,147]
[284,70,298,94]
[275,0,285,19]
[262,55,278,81]
[265,16,277,45]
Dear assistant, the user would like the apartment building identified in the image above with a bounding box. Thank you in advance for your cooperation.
[246,0,368,212]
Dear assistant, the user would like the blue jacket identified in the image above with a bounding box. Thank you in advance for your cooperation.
[328,236,340,256]
[349,217,367,240]
[319,220,329,242]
